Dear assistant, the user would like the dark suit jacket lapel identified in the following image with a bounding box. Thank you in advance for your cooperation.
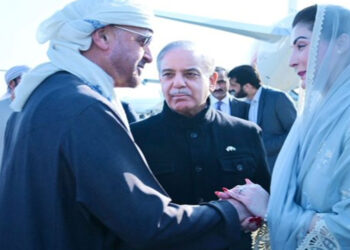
[229,97,234,115]
[257,87,266,126]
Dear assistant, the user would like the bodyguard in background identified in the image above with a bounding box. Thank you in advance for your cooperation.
[209,66,249,119]
[228,65,297,171]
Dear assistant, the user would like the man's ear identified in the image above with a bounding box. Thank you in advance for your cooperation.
[243,83,252,93]
[209,72,218,91]
[91,28,110,50]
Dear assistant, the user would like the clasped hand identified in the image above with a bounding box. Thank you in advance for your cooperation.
[215,179,269,232]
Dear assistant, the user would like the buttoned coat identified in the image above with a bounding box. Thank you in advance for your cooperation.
[131,102,270,250]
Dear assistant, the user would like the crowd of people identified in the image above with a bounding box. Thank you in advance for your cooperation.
[0,0,349,249]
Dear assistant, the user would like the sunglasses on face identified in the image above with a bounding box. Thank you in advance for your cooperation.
[111,25,152,47]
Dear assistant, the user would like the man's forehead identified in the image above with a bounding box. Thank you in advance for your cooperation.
[161,49,204,70]
[230,77,238,83]
[217,71,227,78]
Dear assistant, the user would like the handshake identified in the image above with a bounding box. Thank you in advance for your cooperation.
[215,179,270,232]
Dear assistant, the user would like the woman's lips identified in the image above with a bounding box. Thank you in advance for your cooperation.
[298,71,306,80]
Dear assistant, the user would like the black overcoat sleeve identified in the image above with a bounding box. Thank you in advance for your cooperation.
[62,101,241,249]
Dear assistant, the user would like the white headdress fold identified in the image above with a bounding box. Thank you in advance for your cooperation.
[12,0,154,128]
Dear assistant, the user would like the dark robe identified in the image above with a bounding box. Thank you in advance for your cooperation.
[0,72,241,250]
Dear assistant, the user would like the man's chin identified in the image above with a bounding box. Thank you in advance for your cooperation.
[125,76,141,88]
[213,93,225,100]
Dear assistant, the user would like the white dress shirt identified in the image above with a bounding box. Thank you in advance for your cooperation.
[248,87,262,124]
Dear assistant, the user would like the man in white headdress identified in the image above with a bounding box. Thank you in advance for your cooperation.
[0,65,29,165]
[0,1,252,249]
[3,65,30,99]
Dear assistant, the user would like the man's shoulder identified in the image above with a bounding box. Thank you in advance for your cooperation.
[213,109,261,133]
[23,71,115,123]
[36,71,108,109]
[130,112,162,132]
[43,71,96,98]
[228,95,249,105]
[261,86,294,106]
[262,86,287,97]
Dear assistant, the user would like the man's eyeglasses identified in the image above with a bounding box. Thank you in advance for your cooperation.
[112,25,152,47]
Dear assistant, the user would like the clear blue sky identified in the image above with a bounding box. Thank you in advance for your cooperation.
[1,0,349,96]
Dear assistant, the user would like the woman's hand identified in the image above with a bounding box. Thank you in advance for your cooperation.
[216,179,269,218]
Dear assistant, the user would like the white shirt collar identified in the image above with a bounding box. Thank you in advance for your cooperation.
[251,86,262,103]
[210,94,230,105]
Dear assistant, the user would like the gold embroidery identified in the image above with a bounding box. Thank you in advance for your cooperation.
[252,223,271,250]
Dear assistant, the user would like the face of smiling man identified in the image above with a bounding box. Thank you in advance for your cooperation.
[159,46,214,117]
[210,69,229,100]
[90,25,153,88]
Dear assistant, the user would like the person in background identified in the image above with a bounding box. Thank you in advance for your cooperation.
[131,40,270,250]
[228,65,296,172]
[0,1,253,249]
[209,66,249,119]
[0,65,30,166]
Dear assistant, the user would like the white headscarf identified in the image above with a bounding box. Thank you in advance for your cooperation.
[11,0,154,127]
[4,65,30,85]
[268,5,350,249]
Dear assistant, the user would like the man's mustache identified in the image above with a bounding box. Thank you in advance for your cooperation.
[214,88,224,92]
[169,88,192,96]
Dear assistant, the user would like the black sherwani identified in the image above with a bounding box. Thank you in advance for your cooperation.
[0,72,241,250]
[131,102,271,250]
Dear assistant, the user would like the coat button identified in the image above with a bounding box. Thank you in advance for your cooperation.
[195,166,203,173]
[236,164,244,171]
[190,132,198,139]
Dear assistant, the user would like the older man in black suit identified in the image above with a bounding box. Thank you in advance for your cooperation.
[131,41,270,250]
[209,66,249,119]
[228,65,297,172]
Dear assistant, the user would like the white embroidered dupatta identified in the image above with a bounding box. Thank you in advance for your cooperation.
[267,5,350,249]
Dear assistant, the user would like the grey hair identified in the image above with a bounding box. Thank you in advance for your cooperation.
[156,40,215,76]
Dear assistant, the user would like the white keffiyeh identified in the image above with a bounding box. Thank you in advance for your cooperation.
[11,0,154,128]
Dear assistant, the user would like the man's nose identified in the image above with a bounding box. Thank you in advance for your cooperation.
[173,74,186,88]
[143,46,153,63]
[215,84,222,90]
